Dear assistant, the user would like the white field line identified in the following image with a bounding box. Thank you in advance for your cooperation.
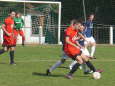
[16,59,115,63]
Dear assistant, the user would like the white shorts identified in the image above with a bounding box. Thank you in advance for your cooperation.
[81,48,90,56]
[84,36,96,45]
[61,51,69,59]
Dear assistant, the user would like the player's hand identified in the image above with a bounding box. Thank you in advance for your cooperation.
[75,46,80,49]
[6,32,12,36]
[81,46,85,49]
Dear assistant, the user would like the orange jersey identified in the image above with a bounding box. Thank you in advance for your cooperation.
[64,26,81,57]
[4,16,14,33]
[2,17,16,47]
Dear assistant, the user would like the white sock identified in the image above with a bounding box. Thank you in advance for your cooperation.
[84,48,90,56]
[69,60,77,70]
[91,46,96,57]
[81,63,89,72]
[49,60,63,72]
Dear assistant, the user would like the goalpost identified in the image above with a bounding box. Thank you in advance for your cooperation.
[0,0,62,44]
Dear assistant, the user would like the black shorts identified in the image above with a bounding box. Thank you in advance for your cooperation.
[72,51,82,60]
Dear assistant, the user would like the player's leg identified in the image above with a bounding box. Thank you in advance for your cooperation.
[81,54,96,72]
[0,36,11,55]
[9,47,16,65]
[65,55,83,79]
[0,46,8,55]
[84,38,90,55]
[19,30,25,46]
[0,48,5,54]
[81,48,91,74]
[85,37,96,58]
[69,60,77,70]
[46,59,66,75]
[46,52,68,75]
[90,37,96,58]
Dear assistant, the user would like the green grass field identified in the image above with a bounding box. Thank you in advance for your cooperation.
[0,45,115,86]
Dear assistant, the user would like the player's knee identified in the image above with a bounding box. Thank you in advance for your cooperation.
[10,47,15,51]
[3,47,8,52]
[78,60,83,64]
[76,56,83,64]
[81,54,89,62]
[61,59,66,63]
[91,42,96,46]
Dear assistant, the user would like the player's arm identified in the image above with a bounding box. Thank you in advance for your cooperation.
[1,24,12,36]
[76,41,83,49]
[21,18,24,27]
[78,33,88,42]
[65,36,80,48]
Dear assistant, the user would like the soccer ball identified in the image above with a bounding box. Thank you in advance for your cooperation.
[92,72,101,80]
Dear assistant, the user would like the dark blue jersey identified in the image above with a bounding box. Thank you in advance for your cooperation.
[78,31,85,46]
[84,20,93,37]
[78,39,84,46]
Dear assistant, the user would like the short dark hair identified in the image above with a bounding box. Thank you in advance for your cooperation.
[70,18,82,25]
[87,13,94,18]
[9,10,15,14]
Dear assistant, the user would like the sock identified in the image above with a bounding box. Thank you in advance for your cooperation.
[69,63,80,74]
[85,61,96,72]
[21,36,25,46]
[22,36,25,41]
[49,60,63,72]
[84,48,90,56]
[69,60,77,70]
[0,49,5,54]
[81,63,89,72]
[91,46,96,57]
[9,51,14,63]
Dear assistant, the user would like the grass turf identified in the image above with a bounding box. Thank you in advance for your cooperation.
[0,45,114,86]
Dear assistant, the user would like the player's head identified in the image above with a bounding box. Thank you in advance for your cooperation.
[88,14,94,21]
[72,19,82,30]
[79,25,85,32]
[16,13,22,18]
[9,11,16,18]
[70,19,77,26]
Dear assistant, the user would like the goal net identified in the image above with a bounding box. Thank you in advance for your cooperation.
[0,0,61,44]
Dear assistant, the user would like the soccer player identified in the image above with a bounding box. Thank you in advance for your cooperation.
[14,12,25,46]
[64,20,101,79]
[46,19,77,75]
[0,11,16,65]
[84,14,96,58]
[69,25,92,74]
[46,19,90,75]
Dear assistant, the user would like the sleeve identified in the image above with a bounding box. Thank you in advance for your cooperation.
[21,18,24,26]
[65,28,71,37]
[4,18,10,25]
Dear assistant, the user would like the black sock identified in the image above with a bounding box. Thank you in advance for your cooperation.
[86,61,96,72]
[22,40,25,46]
[9,51,14,63]
[69,63,80,74]
[0,49,5,54]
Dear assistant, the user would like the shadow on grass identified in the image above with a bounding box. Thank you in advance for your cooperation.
[32,72,64,77]
[0,62,7,64]
[48,65,69,69]
[57,66,69,69]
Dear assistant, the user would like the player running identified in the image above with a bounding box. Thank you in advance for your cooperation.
[69,25,92,74]
[64,20,102,79]
[84,14,96,58]
[14,12,25,46]
[46,19,89,75]
[0,11,16,65]
[46,19,77,75]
